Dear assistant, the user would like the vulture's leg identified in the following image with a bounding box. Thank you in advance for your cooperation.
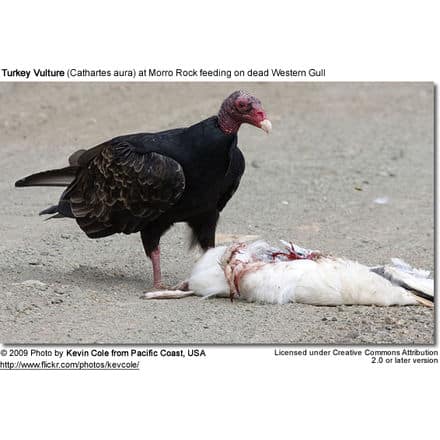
[149,247,164,289]
[140,225,172,289]
[187,210,219,250]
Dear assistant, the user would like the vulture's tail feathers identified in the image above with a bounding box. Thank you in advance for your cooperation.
[39,204,68,220]
[39,205,59,215]
[39,199,74,219]
[15,166,77,188]
[39,205,70,220]
[44,213,65,220]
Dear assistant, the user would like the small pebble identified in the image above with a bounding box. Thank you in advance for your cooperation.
[374,196,389,205]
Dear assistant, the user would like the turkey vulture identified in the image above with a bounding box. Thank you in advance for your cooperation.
[143,240,434,307]
[15,90,271,289]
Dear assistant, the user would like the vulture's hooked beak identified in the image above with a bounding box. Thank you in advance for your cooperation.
[260,119,272,134]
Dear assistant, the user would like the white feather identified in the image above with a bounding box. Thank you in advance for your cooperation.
[187,246,230,298]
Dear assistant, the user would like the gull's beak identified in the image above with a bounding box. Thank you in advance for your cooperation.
[260,119,272,134]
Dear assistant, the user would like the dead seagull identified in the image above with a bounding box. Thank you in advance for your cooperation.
[143,240,434,307]
[14,91,271,290]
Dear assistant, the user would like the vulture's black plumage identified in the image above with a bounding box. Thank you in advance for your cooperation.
[15,90,271,288]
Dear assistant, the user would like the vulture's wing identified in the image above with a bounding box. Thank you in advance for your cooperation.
[67,140,185,237]
[217,145,245,212]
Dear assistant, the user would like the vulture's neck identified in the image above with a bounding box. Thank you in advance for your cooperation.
[217,106,241,135]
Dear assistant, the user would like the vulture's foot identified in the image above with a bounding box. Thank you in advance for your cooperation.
[171,280,190,291]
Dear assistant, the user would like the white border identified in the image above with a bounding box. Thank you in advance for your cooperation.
[1,1,438,439]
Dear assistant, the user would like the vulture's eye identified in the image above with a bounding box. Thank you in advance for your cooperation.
[235,100,250,112]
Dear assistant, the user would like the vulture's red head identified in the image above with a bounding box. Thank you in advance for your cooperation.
[218,90,272,135]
